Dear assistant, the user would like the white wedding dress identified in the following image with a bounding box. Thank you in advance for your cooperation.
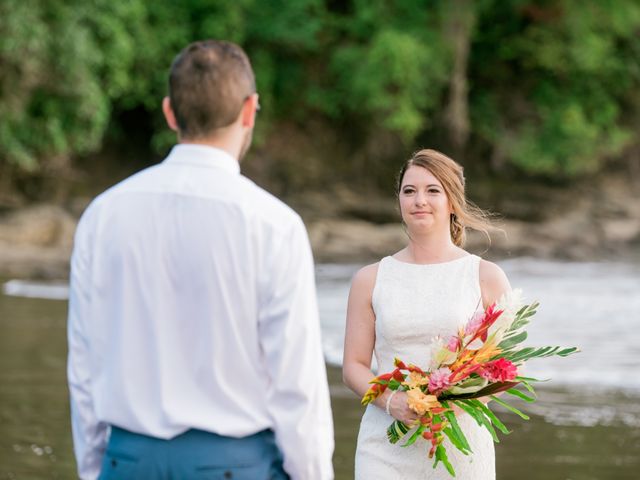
[355,255,496,479]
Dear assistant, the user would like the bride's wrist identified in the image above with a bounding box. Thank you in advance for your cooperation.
[385,389,398,416]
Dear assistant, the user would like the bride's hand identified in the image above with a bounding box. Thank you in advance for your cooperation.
[386,391,419,424]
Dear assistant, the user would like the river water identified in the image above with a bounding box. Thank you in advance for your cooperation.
[1,257,639,479]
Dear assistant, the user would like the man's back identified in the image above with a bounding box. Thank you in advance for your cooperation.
[68,144,334,479]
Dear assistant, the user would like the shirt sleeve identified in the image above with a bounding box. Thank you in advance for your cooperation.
[258,215,335,480]
[67,213,109,480]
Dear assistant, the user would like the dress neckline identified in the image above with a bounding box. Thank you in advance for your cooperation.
[387,254,475,267]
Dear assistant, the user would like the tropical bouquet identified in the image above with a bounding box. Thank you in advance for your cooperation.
[361,290,579,476]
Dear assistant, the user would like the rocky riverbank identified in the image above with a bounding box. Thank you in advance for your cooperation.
[0,205,76,279]
[303,172,640,263]
[0,173,638,279]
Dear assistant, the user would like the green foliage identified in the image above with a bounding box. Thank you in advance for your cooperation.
[442,402,472,452]
[386,419,410,444]
[0,0,147,171]
[1,0,639,186]
[489,395,530,420]
[471,0,640,176]
[326,0,450,140]
[464,398,510,434]
[330,27,447,141]
[504,345,580,363]
[401,423,426,447]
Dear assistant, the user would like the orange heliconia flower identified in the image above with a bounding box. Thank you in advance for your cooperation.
[404,371,430,389]
[406,388,441,416]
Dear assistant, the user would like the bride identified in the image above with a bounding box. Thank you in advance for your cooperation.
[342,149,511,479]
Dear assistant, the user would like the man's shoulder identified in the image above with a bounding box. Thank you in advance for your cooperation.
[78,167,304,236]
[238,176,302,230]
[77,165,160,223]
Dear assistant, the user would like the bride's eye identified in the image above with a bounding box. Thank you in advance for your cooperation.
[402,187,415,194]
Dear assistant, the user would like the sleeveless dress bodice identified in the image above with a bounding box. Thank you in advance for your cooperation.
[355,255,496,479]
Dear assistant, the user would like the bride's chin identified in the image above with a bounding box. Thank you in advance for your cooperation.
[405,219,436,230]
[405,222,452,238]
[405,225,436,237]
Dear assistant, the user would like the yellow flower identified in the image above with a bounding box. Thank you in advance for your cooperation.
[451,337,502,371]
[403,371,429,389]
[474,337,502,364]
[406,388,441,416]
[451,348,474,371]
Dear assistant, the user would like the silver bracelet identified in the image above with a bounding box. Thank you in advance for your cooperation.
[385,389,398,416]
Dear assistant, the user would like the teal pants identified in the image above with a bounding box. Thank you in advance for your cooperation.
[98,426,289,480]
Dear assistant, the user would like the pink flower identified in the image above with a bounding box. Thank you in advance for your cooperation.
[466,304,504,342]
[464,311,484,337]
[428,367,452,393]
[447,336,461,352]
[479,358,518,382]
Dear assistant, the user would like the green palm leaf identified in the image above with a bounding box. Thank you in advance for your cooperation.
[489,395,530,420]
[402,424,425,447]
[505,346,579,363]
[465,399,510,435]
[386,420,410,444]
[456,401,500,443]
[434,444,456,476]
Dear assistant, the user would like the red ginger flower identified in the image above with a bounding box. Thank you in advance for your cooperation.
[407,364,426,375]
[469,303,504,343]
[480,358,518,382]
[361,381,388,405]
[394,358,408,370]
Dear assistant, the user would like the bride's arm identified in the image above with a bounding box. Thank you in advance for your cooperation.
[342,263,379,399]
[342,263,417,424]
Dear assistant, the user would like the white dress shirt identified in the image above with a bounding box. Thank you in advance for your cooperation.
[67,144,334,480]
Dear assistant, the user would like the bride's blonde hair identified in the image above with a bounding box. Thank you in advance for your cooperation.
[396,149,496,247]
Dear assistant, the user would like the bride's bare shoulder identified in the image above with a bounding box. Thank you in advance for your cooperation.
[479,259,511,305]
[351,262,380,289]
[348,262,380,307]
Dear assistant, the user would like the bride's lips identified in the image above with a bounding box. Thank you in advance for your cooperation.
[411,211,432,216]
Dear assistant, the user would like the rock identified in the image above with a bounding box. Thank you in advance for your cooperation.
[308,219,406,263]
[0,205,76,248]
[0,246,70,280]
[0,205,75,279]
[602,219,640,244]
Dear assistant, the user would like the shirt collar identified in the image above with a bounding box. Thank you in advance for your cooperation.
[163,144,240,175]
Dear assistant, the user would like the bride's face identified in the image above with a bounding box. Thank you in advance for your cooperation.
[399,166,452,233]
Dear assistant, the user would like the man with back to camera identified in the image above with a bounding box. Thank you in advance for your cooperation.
[67,40,334,479]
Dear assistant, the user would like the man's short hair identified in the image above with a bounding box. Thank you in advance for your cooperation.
[168,40,256,139]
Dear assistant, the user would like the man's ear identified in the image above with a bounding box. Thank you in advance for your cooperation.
[162,97,179,132]
[240,93,259,129]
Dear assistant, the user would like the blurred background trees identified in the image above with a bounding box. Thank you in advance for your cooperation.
[1,0,639,204]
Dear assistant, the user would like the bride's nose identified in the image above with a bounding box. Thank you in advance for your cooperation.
[414,191,428,206]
